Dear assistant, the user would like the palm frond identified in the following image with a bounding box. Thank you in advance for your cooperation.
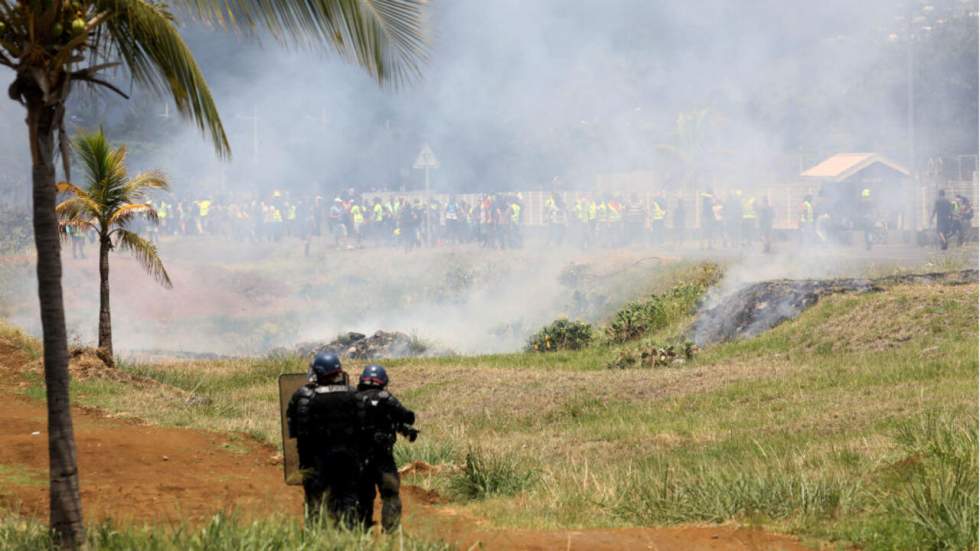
[115,229,173,289]
[58,219,97,244]
[109,203,159,227]
[97,0,230,156]
[56,196,101,223]
[55,181,91,199]
[121,170,169,200]
[180,0,428,86]
[73,130,114,198]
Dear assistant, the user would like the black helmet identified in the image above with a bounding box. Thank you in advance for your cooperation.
[310,352,342,383]
[358,364,389,388]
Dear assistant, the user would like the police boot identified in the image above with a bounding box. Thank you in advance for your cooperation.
[380,472,402,533]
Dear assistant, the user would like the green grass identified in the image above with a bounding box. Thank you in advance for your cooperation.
[0,464,46,488]
[449,448,538,500]
[2,275,976,549]
[0,513,450,551]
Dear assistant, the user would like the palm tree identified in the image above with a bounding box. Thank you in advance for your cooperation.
[58,130,172,363]
[0,2,427,547]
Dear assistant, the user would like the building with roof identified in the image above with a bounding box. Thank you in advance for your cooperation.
[801,153,915,232]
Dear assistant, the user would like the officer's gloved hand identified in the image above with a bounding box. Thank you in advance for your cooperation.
[405,427,419,442]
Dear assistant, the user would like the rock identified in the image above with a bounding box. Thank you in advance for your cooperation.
[688,269,978,347]
[185,394,212,407]
[290,330,429,360]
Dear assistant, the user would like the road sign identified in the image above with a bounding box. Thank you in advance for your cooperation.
[413,143,440,170]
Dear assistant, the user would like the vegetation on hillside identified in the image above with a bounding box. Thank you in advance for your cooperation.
[0,268,976,550]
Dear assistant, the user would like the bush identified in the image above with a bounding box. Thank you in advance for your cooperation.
[606,275,717,343]
[525,318,593,352]
[606,341,697,369]
[606,298,668,342]
[450,449,537,500]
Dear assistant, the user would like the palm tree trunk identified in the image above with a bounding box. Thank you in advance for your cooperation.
[26,90,85,548]
[97,235,113,360]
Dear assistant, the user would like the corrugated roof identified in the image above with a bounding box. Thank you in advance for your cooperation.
[801,153,910,181]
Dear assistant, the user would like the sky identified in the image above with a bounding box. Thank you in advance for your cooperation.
[0,0,976,201]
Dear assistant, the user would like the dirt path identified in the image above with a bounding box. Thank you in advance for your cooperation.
[0,344,809,550]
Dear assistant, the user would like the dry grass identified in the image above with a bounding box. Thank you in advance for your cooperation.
[793,283,978,354]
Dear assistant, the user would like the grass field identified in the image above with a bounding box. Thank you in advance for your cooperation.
[2,261,977,550]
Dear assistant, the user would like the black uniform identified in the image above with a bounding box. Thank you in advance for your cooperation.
[355,387,416,532]
[287,382,362,526]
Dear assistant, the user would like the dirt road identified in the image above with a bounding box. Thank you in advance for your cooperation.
[0,342,809,550]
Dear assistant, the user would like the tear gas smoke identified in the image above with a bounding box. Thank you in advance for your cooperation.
[0,1,976,356]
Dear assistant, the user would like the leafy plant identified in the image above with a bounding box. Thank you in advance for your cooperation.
[526,318,593,352]
[607,298,668,342]
[607,341,697,369]
[605,269,719,343]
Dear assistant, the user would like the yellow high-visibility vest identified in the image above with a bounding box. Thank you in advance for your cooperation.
[196,200,211,217]
[800,200,814,223]
[652,201,666,220]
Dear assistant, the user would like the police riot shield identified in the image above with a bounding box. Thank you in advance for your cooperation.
[278,372,310,485]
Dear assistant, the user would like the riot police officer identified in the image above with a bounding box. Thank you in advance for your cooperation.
[355,364,418,532]
[286,352,362,526]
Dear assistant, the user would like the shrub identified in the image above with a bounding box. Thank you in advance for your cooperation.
[606,298,667,342]
[526,318,593,352]
[605,274,718,343]
[450,449,537,500]
[606,341,697,369]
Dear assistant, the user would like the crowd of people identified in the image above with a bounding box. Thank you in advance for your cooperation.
[58,185,976,259]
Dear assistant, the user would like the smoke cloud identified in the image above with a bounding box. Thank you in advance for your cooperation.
[0,0,976,356]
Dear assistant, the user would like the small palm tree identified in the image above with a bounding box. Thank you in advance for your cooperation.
[57,130,172,363]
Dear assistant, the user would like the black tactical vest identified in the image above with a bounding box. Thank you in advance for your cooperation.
[308,384,360,447]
